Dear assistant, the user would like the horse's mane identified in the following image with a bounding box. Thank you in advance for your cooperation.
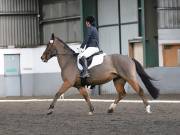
[56,37,76,54]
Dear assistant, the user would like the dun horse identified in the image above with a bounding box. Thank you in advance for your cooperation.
[41,34,159,115]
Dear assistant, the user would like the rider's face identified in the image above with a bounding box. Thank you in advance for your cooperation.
[85,21,91,27]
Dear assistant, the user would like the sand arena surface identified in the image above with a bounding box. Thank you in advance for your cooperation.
[0,96,180,135]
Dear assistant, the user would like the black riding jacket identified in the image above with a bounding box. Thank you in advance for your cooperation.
[80,26,99,49]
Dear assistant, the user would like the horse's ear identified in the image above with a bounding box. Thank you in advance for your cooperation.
[51,33,55,40]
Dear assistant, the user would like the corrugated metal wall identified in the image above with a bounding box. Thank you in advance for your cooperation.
[158,0,180,29]
[0,0,39,48]
[40,0,81,44]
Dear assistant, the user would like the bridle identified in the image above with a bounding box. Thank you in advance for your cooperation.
[48,41,78,57]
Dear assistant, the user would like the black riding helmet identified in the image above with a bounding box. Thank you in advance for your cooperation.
[85,16,96,26]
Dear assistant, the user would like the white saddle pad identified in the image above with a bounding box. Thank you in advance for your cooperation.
[77,53,106,71]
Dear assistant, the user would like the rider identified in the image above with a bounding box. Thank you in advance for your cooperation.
[78,16,100,78]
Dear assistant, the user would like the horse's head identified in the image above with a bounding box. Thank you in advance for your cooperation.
[41,33,77,62]
[41,33,58,62]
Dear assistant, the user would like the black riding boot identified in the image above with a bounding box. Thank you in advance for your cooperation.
[80,56,90,78]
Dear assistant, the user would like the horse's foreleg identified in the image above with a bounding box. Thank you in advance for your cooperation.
[128,79,151,113]
[79,87,94,115]
[108,79,126,113]
[47,81,71,115]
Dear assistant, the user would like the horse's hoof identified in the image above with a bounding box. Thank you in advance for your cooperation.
[88,112,94,115]
[146,105,152,114]
[107,109,114,113]
[108,103,116,113]
[47,109,54,115]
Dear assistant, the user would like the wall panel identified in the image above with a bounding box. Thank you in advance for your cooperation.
[40,0,81,44]
[99,26,120,54]
[0,0,39,48]
[98,0,118,26]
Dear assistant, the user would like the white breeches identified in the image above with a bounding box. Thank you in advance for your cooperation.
[78,47,99,59]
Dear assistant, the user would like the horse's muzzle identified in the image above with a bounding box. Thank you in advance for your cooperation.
[41,55,48,62]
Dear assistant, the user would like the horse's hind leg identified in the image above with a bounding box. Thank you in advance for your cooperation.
[79,87,94,115]
[128,79,151,113]
[108,78,126,113]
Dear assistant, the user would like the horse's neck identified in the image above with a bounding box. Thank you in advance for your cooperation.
[55,39,77,72]
[56,45,77,70]
[57,54,76,70]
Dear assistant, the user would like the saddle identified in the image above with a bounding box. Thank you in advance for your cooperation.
[87,50,103,66]
[77,50,105,71]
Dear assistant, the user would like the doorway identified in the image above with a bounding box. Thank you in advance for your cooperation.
[163,45,180,67]
[4,54,21,96]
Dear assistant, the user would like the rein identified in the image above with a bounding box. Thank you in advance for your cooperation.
[55,51,78,56]
[56,53,78,56]
[57,38,77,53]
[50,37,79,57]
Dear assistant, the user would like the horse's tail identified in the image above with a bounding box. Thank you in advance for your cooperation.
[132,58,159,99]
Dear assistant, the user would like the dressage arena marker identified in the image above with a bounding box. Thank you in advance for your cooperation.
[0,99,180,103]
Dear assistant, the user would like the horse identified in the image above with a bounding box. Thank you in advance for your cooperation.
[41,33,159,115]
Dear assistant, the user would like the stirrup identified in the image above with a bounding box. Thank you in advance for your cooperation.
[80,71,90,78]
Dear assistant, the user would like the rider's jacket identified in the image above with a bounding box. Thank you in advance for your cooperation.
[80,26,99,49]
